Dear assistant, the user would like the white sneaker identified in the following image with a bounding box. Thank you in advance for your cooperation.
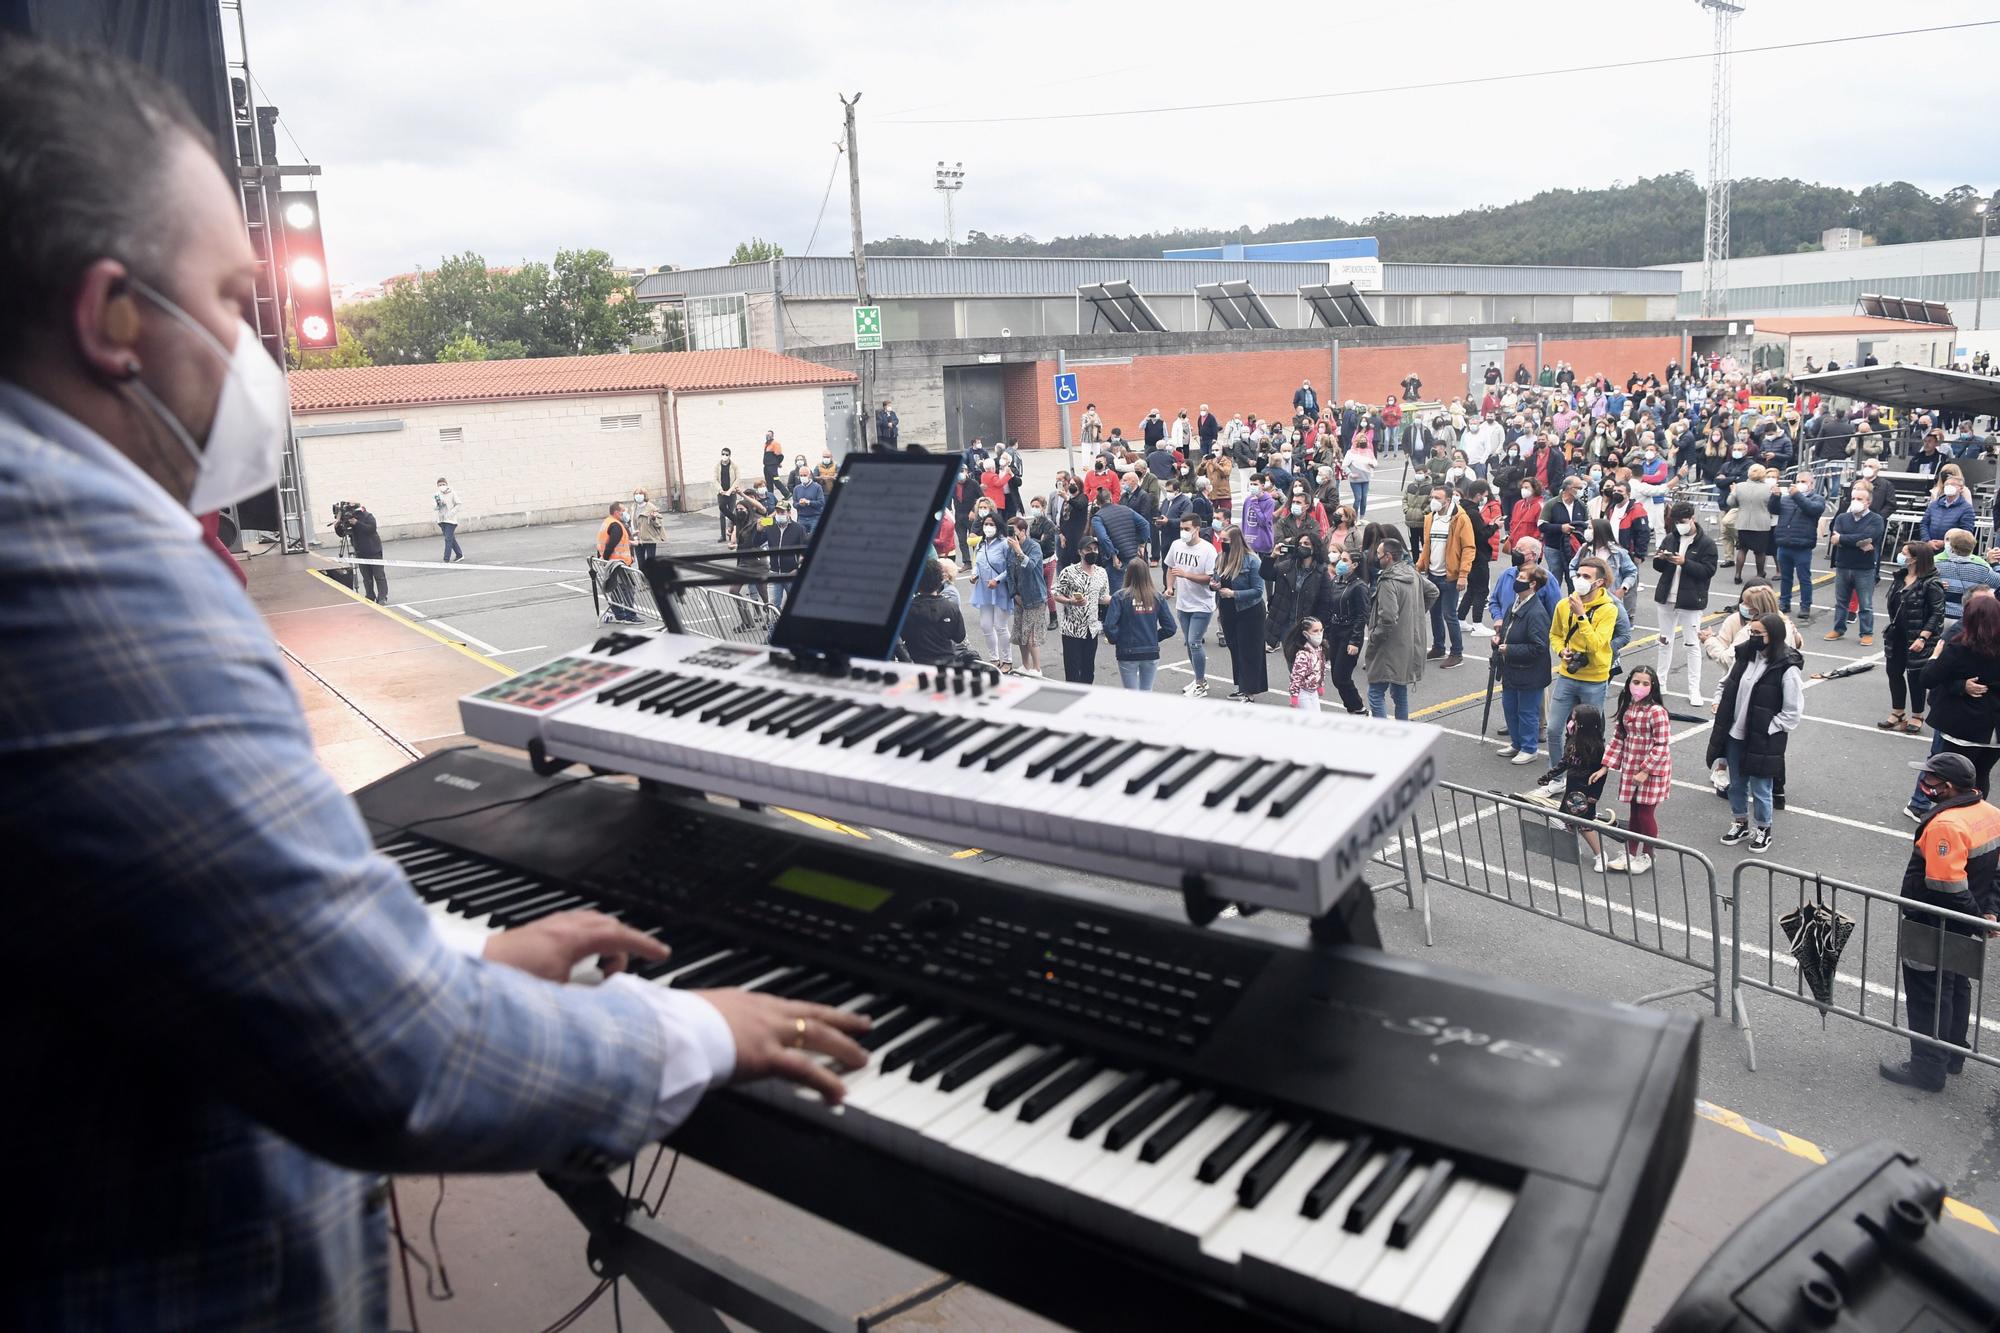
[1628,853,1653,874]
[1510,750,1539,765]
[1496,746,1519,759]
[1592,855,1606,872]
[1181,680,1199,695]
[1605,855,1631,873]
[1688,695,1706,709]
[1468,623,1495,638]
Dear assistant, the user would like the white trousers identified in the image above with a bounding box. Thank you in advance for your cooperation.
[1656,604,1705,699]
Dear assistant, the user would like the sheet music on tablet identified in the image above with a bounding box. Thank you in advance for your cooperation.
[787,465,946,628]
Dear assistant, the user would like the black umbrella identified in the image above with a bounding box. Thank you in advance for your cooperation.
[1779,893,1856,1019]
[1809,661,1878,682]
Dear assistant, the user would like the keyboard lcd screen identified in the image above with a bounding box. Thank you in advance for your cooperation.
[771,866,893,913]
[784,464,947,630]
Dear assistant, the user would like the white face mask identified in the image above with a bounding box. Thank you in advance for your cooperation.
[1520,487,1533,498]
[1428,498,1444,513]
[1850,499,1866,513]
[983,525,997,538]
[1306,631,1323,646]
[1290,503,1304,515]
[1945,484,1961,497]
[1572,575,1594,594]
[1677,521,1694,535]
[125,279,288,514]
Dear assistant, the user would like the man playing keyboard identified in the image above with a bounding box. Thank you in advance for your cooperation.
[0,40,867,1330]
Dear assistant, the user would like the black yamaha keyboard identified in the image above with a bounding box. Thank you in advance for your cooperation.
[356,749,1696,1333]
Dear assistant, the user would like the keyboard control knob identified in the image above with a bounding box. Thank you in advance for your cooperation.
[849,666,867,680]
[909,897,960,931]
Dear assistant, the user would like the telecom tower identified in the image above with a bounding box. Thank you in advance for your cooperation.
[1698,0,1744,318]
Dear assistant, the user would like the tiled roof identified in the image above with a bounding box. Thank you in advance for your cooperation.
[290,350,855,412]
[1752,316,1953,335]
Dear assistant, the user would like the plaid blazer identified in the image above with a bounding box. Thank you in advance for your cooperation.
[1,388,673,1329]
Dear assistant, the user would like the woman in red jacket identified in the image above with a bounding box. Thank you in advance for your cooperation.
[1508,478,1545,553]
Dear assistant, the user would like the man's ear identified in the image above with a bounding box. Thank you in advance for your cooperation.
[73,259,143,380]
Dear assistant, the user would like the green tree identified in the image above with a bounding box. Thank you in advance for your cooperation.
[287,316,373,370]
[538,247,655,355]
[436,333,488,362]
[348,248,653,364]
[730,237,784,264]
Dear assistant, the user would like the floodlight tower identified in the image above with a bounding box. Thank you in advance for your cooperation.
[1698,0,1745,318]
[934,161,965,257]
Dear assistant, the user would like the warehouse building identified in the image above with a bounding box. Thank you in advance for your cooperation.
[288,349,856,533]
[1655,235,1997,331]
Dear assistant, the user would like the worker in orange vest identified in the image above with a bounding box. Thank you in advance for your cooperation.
[597,500,639,623]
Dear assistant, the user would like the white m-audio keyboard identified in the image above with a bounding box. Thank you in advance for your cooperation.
[459,631,1442,915]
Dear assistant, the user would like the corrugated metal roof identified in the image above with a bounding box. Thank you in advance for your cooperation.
[1381,263,1681,295]
[289,350,853,413]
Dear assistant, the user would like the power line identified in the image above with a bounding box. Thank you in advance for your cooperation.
[801,143,845,257]
[249,71,312,164]
[875,21,2000,126]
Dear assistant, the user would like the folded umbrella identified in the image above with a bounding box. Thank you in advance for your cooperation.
[1779,895,1856,1021]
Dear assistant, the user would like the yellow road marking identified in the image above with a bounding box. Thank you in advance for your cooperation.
[950,848,984,860]
[308,569,516,677]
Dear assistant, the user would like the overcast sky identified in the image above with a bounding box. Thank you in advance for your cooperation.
[249,0,2000,287]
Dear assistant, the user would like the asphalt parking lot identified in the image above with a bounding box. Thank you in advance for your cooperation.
[319,451,1999,1243]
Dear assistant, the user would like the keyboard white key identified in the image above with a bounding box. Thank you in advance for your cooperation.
[1203,1136,1347,1267]
[1397,1183,1518,1331]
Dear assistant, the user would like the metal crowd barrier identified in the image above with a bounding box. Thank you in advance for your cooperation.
[1384,781,1727,1016]
[584,556,775,645]
[1729,860,1995,1075]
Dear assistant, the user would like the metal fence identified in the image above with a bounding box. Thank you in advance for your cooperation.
[1384,781,1727,1016]
[1730,860,1996,1075]
[585,557,775,646]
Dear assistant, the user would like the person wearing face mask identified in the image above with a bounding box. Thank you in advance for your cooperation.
[1877,750,2000,1091]
[1708,613,1804,852]
[714,447,739,539]
[432,476,466,563]
[627,484,664,564]
[1051,536,1112,684]
[1767,472,1827,622]
[1362,538,1438,720]
[1165,514,1219,696]
[814,450,838,488]
[335,501,389,603]
[1652,502,1718,705]
[0,45,886,1329]
[1538,557,1618,791]
[597,499,643,623]
[786,466,824,537]
[1214,526,1269,700]
[1314,551,1370,713]
[1415,486,1471,669]
[1920,471,1976,548]
[1494,564,1553,766]
[1824,481,1887,643]
[970,509,1015,671]
[760,498,808,610]
[1725,463,1775,584]
[1596,665,1673,874]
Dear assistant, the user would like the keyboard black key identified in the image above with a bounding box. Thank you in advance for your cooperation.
[710,688,779,724]
[762,969,831,1000]
[1139,1089,1221,1164]
[667,681,734,717]
[842,709,906,748]
[643,677,714,713]
[920,718,989,762]
[450,879,545,913]
[1018,1057,1102,1123]
[796,977,862,1007]
[893,715,958,758]
[1345,1145,1417,1233]
[743,694,814,733]
[598,669,663,704]
[1388,1158,1455,1248]
[1068,1068,1150,1140]
[984,728,1052,773]
[1124,746,1188,795]
[1301,1135,1377,1219]
[1103,1079,1184,1152]
[687,952,780,990]
[491,893,588,930]
[857,1007,930,1052]
[1024,734,1088,779]
[1081,740,1148,788]
[695,685,755,722]
[820,704,887,743]
[958,724,1023,769]
[665,950,749,989]
[1268,765,1333,818]
[1052,737,1119,784]
[856,992,906,1020]
[874,715,938,754]
[1202,757,1262,810]
[783,700,854,739]
[1235,761,1300,814]
[1155,750,1216,801]
[880,1015,970,1074]
[1238,1121,1315,1207]
[984,1047,1071,1112]
[936,1033,1025,1092]
[910,1021,995,1081]
[1197,1106,1275,1183]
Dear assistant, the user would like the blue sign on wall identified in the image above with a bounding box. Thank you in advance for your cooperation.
[1053,372,1078,405]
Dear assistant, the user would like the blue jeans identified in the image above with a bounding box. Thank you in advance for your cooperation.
[1776,546,1813,613]
[1610,598,1631,663]
[1546,674,1607,774]
[439,521,463,561]
[1831,566,1877,635]
[1427,573,1463,654]
[1181,610,1213,682]
[1502,686,1543,756]
[1725,736,1775,826]
[1349,479,1369,513]
[1117,658,1159,691]
[1368,680,1409,719]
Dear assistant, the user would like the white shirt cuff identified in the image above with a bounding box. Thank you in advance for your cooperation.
[605,975,738,1137]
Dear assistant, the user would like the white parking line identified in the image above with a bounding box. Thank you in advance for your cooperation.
[491,644,550,657]
[423,617,503,655]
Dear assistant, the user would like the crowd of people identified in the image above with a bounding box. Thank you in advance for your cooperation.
[879,355,2000,867]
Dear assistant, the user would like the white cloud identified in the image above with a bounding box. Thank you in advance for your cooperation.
[246,0,2000,285]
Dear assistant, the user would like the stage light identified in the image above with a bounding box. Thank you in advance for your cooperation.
[278,190,338,351]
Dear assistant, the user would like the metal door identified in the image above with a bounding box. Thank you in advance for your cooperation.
[1467,337,1508,398]
[822,385,855,460]
[943,365,1004,454]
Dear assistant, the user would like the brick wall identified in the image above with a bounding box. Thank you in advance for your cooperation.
[1541,335,1685,383]
[999,364,1044,446]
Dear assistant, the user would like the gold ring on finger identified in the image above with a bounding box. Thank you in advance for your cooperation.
[790,1016,809,1048]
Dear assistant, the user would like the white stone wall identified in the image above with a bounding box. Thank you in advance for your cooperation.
[297,393,668,541]
[676,385,834,511]
[1780,332,1955,375]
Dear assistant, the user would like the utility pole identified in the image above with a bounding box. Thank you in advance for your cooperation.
[841,93,872,449]
[934,161,964,257]
[1698,0,1745,319]
[1975,200,1990,334]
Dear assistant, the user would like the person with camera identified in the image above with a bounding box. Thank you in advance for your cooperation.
[1539,556,1619,792]
[0,42,873,1329]
[335,500,387,603]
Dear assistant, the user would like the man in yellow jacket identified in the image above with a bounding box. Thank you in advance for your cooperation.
[1539,554,1619,788]
[1415,484,1475,669]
